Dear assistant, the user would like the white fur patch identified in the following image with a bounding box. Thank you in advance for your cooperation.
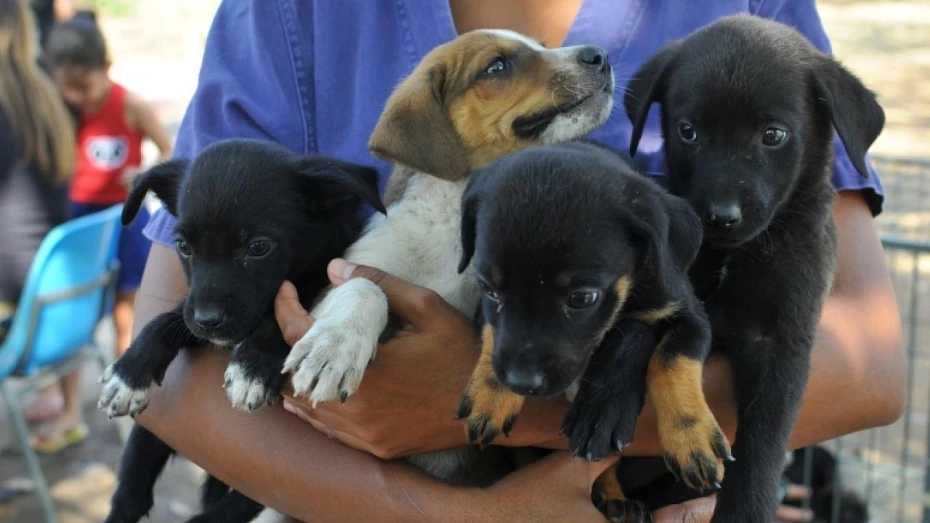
[284,278,389,407]
[223,360,269,412]
[249,508,294,523]
[283,176,482,410]
[480,29,545,50]
[97,365,152,418]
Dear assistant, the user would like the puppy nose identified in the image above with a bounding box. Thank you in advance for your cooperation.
[504,369,546,396]
[578,46,609,72]
[194,307,226,329]
[705,204,742,229]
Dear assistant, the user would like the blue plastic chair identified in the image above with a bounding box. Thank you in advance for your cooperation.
[0,204,123,523]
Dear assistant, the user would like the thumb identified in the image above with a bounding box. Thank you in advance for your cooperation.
[328,258,446,329]
[274,281,313,346]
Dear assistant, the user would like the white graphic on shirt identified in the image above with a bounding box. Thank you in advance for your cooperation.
[86,136,129,171]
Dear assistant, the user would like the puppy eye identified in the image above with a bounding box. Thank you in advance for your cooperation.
[762,127,788,147]
[567,290,600,309]
[483,57,508,76]
[175,239,191,257]
[247,239,272,257]
[678,121,698,144]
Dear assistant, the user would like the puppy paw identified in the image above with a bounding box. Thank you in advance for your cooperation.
[598,499,653,523]
[456,375,525,448]
[561,389,641,461]
[97,364,153,419]
[283,278,388,406]
[223,361,283,412]
[661,415,731,491]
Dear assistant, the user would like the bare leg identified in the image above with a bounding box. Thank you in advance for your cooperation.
[114,291,138,358]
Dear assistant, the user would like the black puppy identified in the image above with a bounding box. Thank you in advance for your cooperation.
[98,138,385,523]
[625,14,884,520]
[456,141,730,521]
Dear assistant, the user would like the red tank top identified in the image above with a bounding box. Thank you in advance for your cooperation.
[70,83,143,204]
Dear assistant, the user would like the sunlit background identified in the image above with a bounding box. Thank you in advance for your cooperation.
[1,0,928,521]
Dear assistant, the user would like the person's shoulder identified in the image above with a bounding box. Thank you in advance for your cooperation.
[118,86,154,127]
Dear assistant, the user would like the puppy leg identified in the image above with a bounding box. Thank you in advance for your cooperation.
[200,475,230,510]
[593,463,652,523]
[284,279,388,406]
[105,425,175,523]
[562,319,655,460]
[647,316,731,492]
[456,325,525,447]
[98,304,202,418]
[186,489,264,523]
[711,335,810,521]
[224,316,289,411]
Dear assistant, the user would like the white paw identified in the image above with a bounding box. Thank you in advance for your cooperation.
[97,365,152,418]
[223,362,269,412]
[283,278,388,407]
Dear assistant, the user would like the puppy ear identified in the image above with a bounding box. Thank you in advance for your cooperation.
[458,169,490,274]
[298,157,387,215]
[122,159,187,225]
[369,65,471,180]
[810,58,885,177]
[623,190,703,292]
[624,43,680,158]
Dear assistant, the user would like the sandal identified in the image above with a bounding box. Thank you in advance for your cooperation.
[30,422,89,454]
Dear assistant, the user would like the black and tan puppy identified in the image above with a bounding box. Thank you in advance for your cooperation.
[456,141,730,521]
[98,138,384,523]
[625,15,885,521]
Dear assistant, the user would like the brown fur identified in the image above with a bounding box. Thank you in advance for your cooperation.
[459,325,526,447]
[647,347,727,490]
[370,30,606,180]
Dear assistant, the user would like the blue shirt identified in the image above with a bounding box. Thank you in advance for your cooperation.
[144,0,884,246]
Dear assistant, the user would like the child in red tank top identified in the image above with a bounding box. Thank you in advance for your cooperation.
[25,12,173,452]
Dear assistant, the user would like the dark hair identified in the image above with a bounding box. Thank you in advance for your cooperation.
[45,10,108,70]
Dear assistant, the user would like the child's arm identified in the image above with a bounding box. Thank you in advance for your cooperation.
[125,90,173,161]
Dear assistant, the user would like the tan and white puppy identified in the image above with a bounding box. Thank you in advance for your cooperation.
[281,29,614,482]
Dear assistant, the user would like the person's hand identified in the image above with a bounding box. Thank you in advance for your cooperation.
[652,495,717,522]
[277,258,480,458]
[479,452,619,522]
[650,484,813,522]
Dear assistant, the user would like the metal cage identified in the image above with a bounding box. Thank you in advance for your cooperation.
[794,157,930,523]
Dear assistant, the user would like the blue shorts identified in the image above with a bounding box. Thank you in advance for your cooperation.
[69,201,152,293]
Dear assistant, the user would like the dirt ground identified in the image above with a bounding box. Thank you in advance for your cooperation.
[2,1,929,522]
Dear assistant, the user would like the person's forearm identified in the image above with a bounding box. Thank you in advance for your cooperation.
[131,244,483,522]
[508,296,899,455]
[137,350,483,523]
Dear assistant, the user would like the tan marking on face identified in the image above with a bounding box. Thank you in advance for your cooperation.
[555,271,573,287]
[647,346,730,490]
[614,275,632,308]
[629,301,681,324]
[369,30,613,180]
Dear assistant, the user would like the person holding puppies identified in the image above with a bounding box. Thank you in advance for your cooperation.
[130,0,903,521]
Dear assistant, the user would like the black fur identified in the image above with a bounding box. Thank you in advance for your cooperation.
[458,140,718,462]
[624,15,884,520]
[103,138,384,523]
[783,447,869,523]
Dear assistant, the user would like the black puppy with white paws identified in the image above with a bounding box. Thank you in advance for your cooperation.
[98,138,384,523]
[625,14,885,521]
